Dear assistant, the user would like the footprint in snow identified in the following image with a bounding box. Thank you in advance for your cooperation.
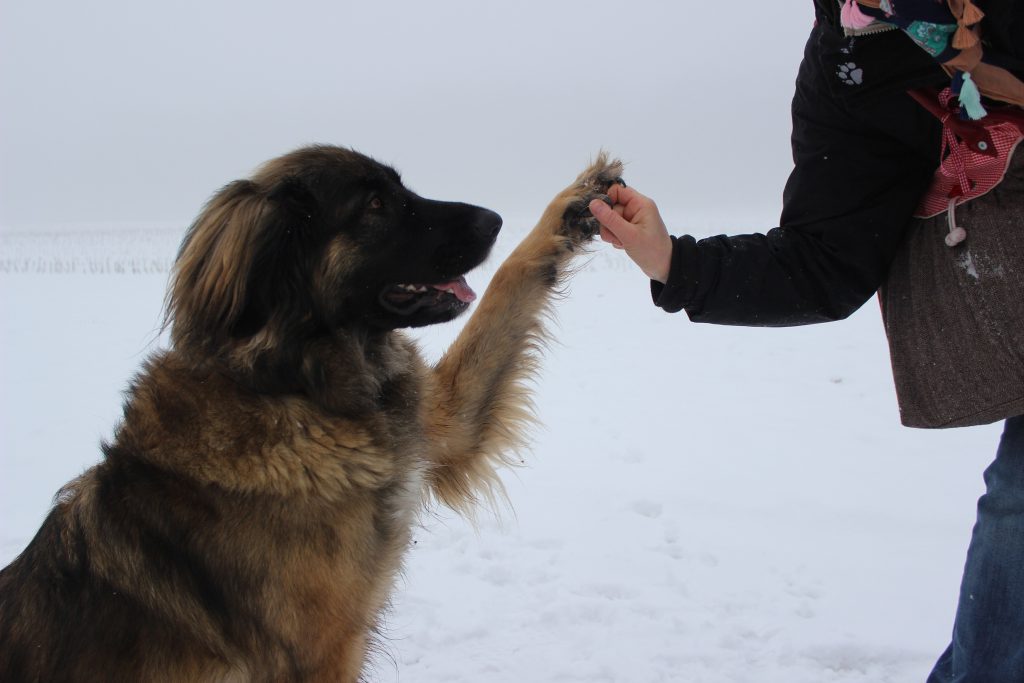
[630,500,663,518]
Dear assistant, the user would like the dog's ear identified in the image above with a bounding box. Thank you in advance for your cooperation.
[267,176,317,220]
[166,179,270,351]
[231,175,323,340]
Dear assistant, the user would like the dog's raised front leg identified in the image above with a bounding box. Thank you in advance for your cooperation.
[425,154,623,512]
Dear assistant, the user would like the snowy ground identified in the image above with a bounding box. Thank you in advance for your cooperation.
[0,217,1001,682]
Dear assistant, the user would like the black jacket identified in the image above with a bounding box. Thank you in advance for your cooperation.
[652,2,953,326]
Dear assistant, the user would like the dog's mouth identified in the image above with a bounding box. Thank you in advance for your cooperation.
[378,276,478,316]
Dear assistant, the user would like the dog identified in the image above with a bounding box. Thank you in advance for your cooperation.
[0,145,623,682]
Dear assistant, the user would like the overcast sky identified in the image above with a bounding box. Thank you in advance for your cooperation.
[0,1,812,232]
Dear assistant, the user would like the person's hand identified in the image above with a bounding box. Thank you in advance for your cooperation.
[588,185,673,283]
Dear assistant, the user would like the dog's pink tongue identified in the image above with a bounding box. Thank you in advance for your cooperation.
[432,277,477,303]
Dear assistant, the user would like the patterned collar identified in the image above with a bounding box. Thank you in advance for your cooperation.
[838,0,1024,118]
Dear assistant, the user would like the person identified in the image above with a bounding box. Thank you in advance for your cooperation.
[588,1,1024,681]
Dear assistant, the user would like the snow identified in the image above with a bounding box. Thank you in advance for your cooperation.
[0,220,1002,682]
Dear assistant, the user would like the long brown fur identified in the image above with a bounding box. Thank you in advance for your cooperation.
[0,146,623,682]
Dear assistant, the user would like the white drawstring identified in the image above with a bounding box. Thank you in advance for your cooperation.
[945,197,968,247]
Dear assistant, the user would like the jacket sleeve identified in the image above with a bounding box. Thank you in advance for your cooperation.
[652,23,943,327]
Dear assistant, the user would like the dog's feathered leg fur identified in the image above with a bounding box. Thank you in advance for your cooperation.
[424,154,623,513]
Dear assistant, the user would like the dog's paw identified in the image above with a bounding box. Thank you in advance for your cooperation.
[560,152,625,242]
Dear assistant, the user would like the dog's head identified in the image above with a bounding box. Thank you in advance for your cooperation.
[166,145,500,364]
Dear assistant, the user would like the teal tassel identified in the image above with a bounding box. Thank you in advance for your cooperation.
[959,72,988,120]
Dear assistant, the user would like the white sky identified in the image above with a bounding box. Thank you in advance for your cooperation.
[0,1,812,230]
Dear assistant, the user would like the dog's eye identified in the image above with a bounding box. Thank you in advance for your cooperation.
[368,197,383,210]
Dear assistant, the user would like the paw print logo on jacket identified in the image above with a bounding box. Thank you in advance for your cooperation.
[837,62,864,85]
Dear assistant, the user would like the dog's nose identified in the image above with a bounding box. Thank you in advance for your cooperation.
[472,209,502,239]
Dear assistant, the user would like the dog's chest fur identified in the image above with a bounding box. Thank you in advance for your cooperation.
[90,332,431,670]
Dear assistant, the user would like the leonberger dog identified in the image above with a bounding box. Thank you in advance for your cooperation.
[0,145,623,682]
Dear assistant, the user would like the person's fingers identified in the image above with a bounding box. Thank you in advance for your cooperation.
[606,183,625,205]
[599,225,623,247]
[607,184,644,206]
[589,199,637,244]
[619,192,656,224]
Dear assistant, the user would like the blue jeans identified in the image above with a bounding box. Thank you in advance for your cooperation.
[928,415,1024,683]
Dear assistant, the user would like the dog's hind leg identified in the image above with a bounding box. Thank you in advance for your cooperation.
[424,154,623,514]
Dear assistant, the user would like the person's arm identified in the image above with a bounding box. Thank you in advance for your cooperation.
[592,23,943,327]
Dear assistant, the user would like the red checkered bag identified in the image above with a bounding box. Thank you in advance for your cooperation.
[910,88,1024,246]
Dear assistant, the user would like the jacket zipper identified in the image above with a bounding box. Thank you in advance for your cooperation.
[844,22,899,37]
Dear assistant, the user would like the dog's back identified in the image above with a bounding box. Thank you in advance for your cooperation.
[0,466,238,683]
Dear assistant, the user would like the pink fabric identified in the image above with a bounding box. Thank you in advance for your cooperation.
[840,0,877,29]
[915,90,1024,219]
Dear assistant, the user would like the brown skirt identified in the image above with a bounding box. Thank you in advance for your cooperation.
[880,151,1024,428]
